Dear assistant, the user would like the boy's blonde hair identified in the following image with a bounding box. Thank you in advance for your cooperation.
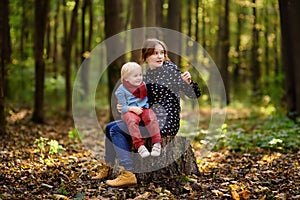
[121,62,142,82]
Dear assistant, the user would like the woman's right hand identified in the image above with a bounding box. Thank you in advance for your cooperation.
[181,71,191,84]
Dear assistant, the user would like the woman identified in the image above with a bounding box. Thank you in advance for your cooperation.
[92,38,201,187]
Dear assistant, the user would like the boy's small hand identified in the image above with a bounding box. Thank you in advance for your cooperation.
[129,106,143,115]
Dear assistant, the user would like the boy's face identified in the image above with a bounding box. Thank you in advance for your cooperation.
[124,67,143,87]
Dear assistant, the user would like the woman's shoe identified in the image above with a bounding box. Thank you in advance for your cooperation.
[106,171,137,187]
[91,163,113,180]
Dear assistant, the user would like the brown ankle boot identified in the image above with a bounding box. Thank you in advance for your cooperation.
[106,171,137,187]
[91,164,113,180]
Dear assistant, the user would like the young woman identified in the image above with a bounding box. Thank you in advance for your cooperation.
[92,38,201,187]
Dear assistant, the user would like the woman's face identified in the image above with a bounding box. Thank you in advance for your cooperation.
[146,44,165,69]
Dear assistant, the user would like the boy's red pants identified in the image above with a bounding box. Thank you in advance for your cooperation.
[122,108,162,149]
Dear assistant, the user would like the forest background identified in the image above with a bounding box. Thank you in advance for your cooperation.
[1,0,300,124]
[0,0,300,199]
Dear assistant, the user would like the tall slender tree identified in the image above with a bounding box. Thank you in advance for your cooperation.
[131,0,144,62]
[217,0,230,105]
[52,0,61,78]
[166,0,181,65]
[104,0,125,120]
[233,3,244,89]
[65,0,79,115]
[80,0,91,99]
[250,0,261,98]
[32,0,50,123]
[155,0,163,27]
[279,0,300,120]
[0,0,11,134]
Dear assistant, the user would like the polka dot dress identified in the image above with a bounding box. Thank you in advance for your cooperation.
[144,61,201,136]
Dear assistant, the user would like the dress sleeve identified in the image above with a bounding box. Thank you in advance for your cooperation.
[183,80,201,98]
[169,62,201,99]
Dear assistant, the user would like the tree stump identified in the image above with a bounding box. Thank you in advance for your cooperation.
[132,136,200,183]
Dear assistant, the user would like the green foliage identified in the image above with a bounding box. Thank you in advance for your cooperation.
[34,137,65,162]
[34,137,48,159]
[7,60,35,104]
[68,128,82,142]
[48,139,65,155]
[7,59,66,113]
[261,72,285,106]
[59,182,68,195]
[210,116,300,152]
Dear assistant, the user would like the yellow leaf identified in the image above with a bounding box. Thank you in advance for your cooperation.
[240,189,250,199]
[134,192,151,200]
[212,189,223,196]
[231,190,240,200]
[259,195,266,200]
[53,194,69,200]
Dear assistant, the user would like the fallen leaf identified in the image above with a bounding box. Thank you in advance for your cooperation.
[232,190,240,200]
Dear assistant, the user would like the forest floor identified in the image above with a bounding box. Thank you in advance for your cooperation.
[0,108,300,200]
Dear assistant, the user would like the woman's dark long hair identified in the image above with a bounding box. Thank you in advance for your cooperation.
[141,38,170,63]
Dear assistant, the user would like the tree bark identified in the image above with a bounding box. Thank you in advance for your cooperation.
[279,0,300,120]
[132,136,200,183]
[250,0,261,98]
[233,6,243,90]
[65,0,79,116]
[81,0,89,99]
[155,0,163,27]
[131,0,144,63]
[165,0,181,65]
[32,0,50,123]
[0,0,11,134]
[53,0,60,78]
[104,0,125,121]
[217,0,230,105]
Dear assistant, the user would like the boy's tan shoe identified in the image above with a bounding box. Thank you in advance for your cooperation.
[106,171,137,187]
[91,164,113,180]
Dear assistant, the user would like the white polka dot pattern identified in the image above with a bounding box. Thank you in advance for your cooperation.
[144,61,201,136]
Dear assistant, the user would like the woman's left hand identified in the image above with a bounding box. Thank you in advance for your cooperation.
[181,71,191,84]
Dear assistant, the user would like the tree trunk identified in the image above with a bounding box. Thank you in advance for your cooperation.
[53,0,60,78]
[32,0,50,123]
[131,0,144,63]
[166,0,181,65]
[263,0,270,80]
[65,0,79,116]
[279,0,300,120]
[20,0,28,60]
[200,0,206,51]
[0,0,11,135]
[251,0,261,98]
[146,0,156,27]
[132,136,200,183]
[88,0,93,51]
[81,0,89,99]
[155,0,163,27]
[104,0,125,121]
[217,0,230,105]
[233,6,243,91]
